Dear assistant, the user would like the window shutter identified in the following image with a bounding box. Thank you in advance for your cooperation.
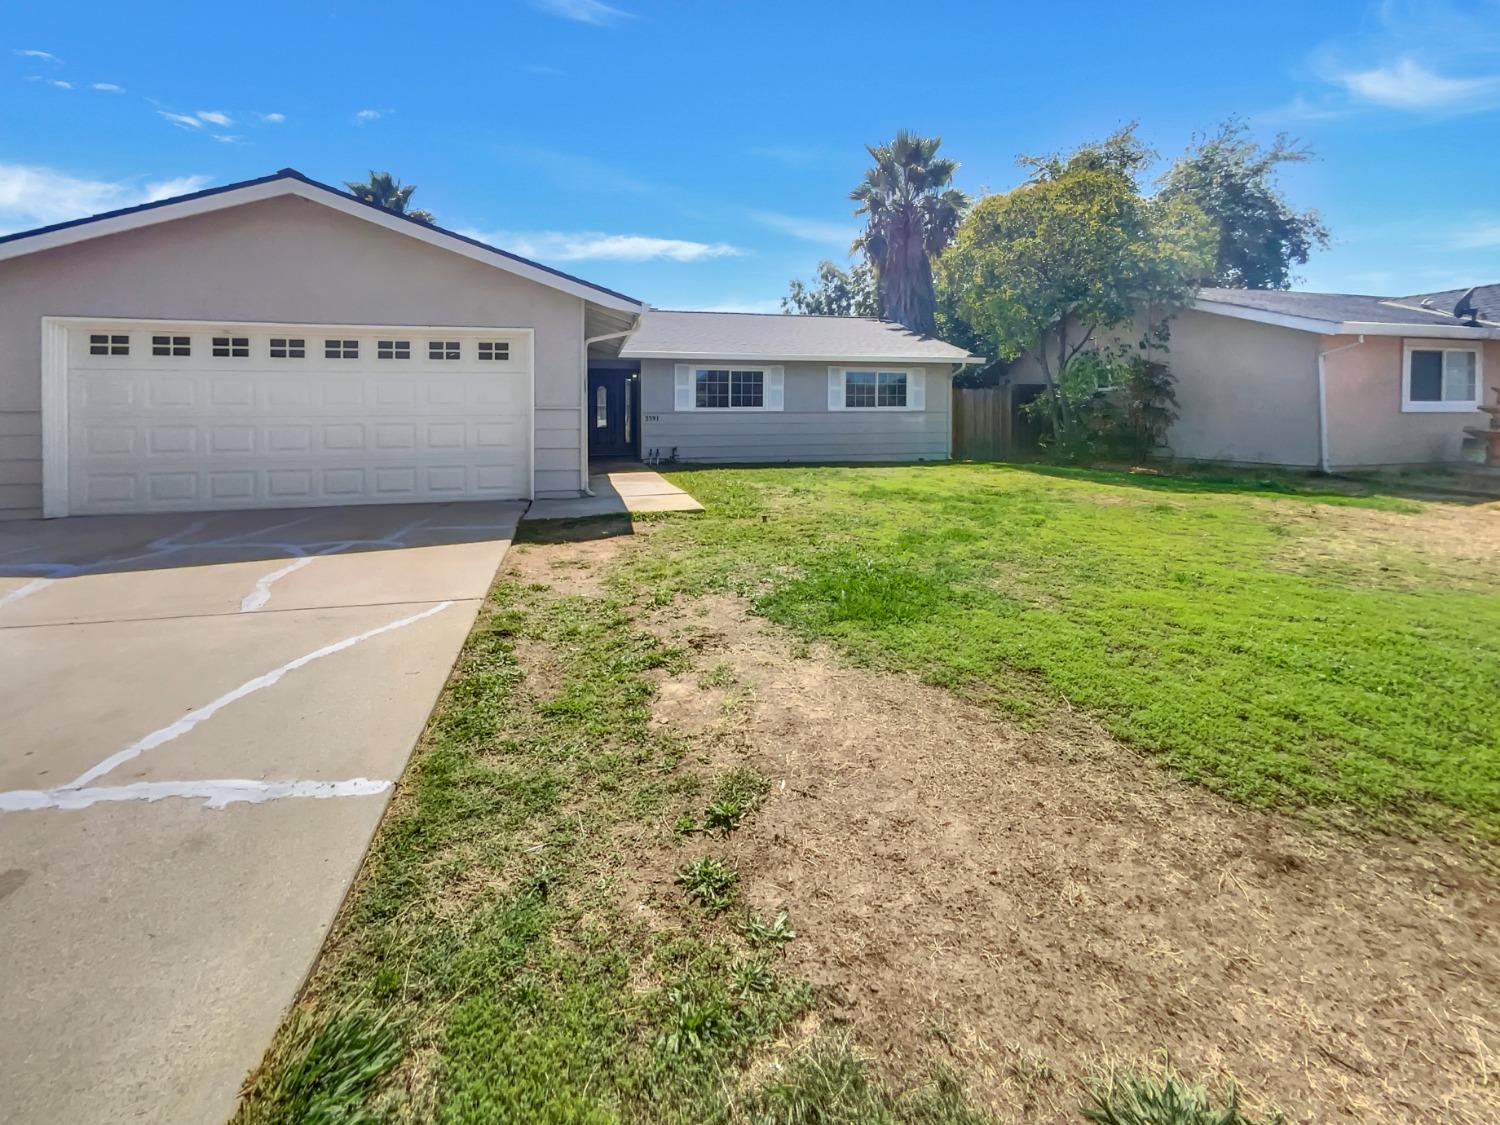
[908,368,926,411]
[674,365,693,411]
[766,366,784,411]
[827,368,844,410]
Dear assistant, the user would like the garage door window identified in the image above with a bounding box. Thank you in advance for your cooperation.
[478,341,510,361]
[152,335,191,357]
[377,340,411,360]
[324,339,359,359]
[212,336,250,358]
[269,338,305,359]
[429,340,461,361]
[89,333,129,356]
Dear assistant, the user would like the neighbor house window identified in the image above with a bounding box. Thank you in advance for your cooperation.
[152,335,191,357]
[212,336,250,358]
[325,339,359,359]
[1403,343,1482,412]
[844,369,908,408]
[269,337,306,358]
[477,341,509,361]
[377,340,411,360]
[89,333,129,356]
[428,340,460,361]
[695,368,764,409]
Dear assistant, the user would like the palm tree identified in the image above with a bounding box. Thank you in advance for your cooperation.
[344,170,435,225]
[850,131,966,335]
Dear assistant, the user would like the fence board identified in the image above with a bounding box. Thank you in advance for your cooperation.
[952,387,1008,460]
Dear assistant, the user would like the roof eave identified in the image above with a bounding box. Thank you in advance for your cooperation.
[1192,298,1499,339]
[620,350,985,363]
[0,169,647,314]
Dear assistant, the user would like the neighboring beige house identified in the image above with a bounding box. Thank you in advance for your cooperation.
[1003,286,1500,471]
[0,168,979,520]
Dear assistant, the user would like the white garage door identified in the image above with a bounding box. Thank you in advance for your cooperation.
[61,322,532,514]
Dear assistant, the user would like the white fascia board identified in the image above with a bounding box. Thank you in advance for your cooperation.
[0,180,646,315]
[1337,320,1496,340]
[622,350,985,364]
[1189,299,1341,335]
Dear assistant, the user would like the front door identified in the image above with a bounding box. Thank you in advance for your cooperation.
[588,369,637,459]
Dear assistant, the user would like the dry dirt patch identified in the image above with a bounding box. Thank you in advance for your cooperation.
[513,530,1500,1124]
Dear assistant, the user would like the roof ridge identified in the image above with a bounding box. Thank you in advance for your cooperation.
[653,308,888,322]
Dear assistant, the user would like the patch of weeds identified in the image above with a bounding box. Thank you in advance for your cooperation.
[699,661,739,689]
[704,766,772,833]
[233,1003,404,1124]
[729,1035,997,1124]
[1082,1073,1285,1125]
[731,957,778,999]
[676,856,740,915]
[740,910,796,948]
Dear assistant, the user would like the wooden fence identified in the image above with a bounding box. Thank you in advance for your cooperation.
[952,386,1009,461]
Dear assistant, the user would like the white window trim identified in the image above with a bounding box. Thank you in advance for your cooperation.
[673,364,784,411]
[1401,339,1484,413]
[827,366,926,411]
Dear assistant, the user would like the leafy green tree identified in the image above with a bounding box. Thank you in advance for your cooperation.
[850,131,967,335]
[344,170,435,225]
[782,260,880,317]
[1158,119,1328,290]
[937,126,1213,448]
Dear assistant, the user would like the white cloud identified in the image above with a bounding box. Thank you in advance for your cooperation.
[212,135,240,144]
[32,78,73,90]
[0,164,212,231]
[259,112,286,123]
[470,228,744,262]
[527,0,632,25]
[1333,55,1500,109]
[158,111,204,129]
[196,110,233,126]
[751,210,858,247]
[91,82,125,93]
[15,49,59,63]
[354,108,382,123]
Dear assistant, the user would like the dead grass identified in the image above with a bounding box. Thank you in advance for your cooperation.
[483,518,1500,1125]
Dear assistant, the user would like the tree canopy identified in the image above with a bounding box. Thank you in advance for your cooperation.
[1157,120,1328,290]
[937,126,1214,444]
[850,131,967,334]
[782,260,880,317]
[345,171,435,225]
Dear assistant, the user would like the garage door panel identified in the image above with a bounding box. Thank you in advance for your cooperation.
[65,325,532,514]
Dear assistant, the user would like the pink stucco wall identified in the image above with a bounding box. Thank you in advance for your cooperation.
[1322,335,1497,469]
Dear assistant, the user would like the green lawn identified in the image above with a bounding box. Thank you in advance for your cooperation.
[235,462,1497,1122]
[626,463,1500,848]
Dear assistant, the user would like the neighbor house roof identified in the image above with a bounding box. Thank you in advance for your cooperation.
[0,167,646,313]
[1193,286,1500,338]
[620,310,983,363]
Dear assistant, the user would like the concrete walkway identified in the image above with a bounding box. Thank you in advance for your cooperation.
[523,465,703,520]
[0,502,522,1125]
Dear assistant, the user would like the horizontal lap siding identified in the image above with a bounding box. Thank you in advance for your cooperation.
[639,359,951,464]
[0,410,42,513]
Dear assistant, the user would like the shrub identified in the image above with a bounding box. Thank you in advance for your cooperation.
[1082,1073,1284,1125]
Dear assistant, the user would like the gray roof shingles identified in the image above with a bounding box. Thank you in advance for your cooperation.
[1197,286,1500,329]
[621,310,980,362]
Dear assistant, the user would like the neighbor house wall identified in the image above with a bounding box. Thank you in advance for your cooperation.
[0,194,589,517]
[1004,309,1322,467]
[637,359,952,463]
[1322,334,1498,469]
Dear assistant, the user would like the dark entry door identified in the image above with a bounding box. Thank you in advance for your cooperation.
[588,369,638,458]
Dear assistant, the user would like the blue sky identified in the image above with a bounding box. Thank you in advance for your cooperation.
[3,0,1498,310]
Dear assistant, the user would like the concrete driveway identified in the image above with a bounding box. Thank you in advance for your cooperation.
[0,502,521,1124]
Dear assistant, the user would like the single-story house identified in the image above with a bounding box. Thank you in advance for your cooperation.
[1002,287,1500,471]
[0,168,980,520]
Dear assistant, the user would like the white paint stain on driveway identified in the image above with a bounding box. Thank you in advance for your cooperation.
[0,777,392,812]
[239,557,315,612]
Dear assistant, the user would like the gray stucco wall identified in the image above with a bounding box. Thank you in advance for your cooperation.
[638,359,952,463]
[0,194,589,517]
[1006,310,1323,467]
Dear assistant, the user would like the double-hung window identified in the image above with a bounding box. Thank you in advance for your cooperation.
[828,367,924,411]
[1403,342,1482,412]
[674,365,782,410]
